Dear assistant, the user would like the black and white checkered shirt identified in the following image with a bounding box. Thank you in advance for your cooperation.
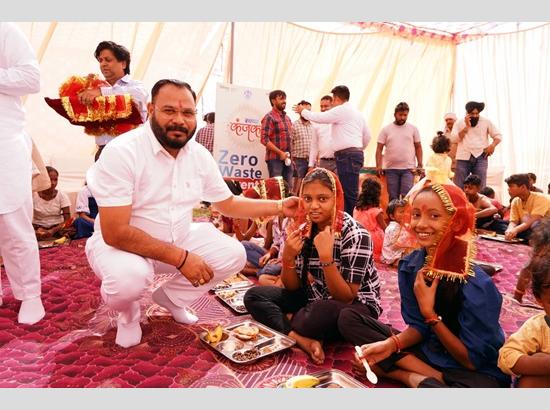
[291,118,313,158]
[295,212,382,317]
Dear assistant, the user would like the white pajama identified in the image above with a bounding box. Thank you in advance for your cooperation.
[85,222,246,324]
[0,192,41,301]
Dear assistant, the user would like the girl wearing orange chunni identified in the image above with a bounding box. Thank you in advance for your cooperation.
[340,183,511,387]
[244,168,382,364]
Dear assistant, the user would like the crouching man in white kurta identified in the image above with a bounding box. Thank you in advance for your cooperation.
[86,79,299,348]
[0,23,45,325]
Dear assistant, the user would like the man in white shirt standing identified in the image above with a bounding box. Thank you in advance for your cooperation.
[308,95,337,174]
[86,79,299,348]
[295,85,370,215]
[376,102,423,201]
[0,23,45,324]
[77,41,148,157]
[451,101,502,189]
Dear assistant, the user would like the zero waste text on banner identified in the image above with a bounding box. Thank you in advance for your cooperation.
[213,83,271,190]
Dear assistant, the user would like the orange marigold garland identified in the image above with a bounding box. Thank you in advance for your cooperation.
[44,74,144,137]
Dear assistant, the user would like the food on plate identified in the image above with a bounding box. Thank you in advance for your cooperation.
[232,324,260,340]
[232,348,261,361]
[205,325,223,344]
[219,290,236,299]
[284,374,321,388]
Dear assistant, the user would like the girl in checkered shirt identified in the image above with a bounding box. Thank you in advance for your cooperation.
[244,168,381,364]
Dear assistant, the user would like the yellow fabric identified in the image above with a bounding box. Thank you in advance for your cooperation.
[510,192,550,224]
[231,22,455,166]
[498,313,550,376]
[425,153,454,183]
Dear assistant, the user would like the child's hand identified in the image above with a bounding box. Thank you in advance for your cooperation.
[313,226,334,261]
[413,269,439,318]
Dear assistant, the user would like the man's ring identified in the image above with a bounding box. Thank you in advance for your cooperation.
[199,278,205,285]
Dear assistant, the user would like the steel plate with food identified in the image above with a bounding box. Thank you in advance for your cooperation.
[210,272,254,292]
[279,369,367,388]
[479,233,525,243]
[199,320,295,364]
[214,287,251,314]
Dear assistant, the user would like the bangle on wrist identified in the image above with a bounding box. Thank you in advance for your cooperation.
[424,315,442,326]
[390,334,401,353]
[514,287,525,296]
[177,250,189,270]
[276,199,283,215]
[319,259,335,268]
[283,264,296,269]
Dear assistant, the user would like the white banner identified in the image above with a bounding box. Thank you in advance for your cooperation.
[213,83,271,190]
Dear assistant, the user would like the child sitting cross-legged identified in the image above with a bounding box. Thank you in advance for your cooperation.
[342,183,511,387]
[32,166,72,240]
[244,168,382,365]
[498,248,550,387]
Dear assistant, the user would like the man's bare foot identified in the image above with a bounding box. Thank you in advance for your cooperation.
[289,331,325,365]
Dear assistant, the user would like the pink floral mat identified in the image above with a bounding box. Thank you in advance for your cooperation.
[0,238,539,387]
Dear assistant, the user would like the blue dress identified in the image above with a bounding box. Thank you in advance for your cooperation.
[398,249,511,385]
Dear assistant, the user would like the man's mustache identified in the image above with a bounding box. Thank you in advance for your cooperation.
[166,125,189,134]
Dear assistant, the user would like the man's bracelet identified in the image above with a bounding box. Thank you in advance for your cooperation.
[177,250,189,270]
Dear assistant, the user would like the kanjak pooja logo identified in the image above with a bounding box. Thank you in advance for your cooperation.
[228,117,261,142]
[243,89,252,99]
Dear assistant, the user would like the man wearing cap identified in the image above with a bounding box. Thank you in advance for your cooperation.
[443,113,457,172]
[451,101,502,189]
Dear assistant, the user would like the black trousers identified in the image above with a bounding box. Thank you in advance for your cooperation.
[337,308,509,388]
[243,285,376,340]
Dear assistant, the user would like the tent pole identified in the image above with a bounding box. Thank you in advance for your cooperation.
[229,22,235,84]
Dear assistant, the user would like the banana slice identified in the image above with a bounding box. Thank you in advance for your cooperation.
[206,325,223,344]
[53,236,67,245]
[285,375,320,388]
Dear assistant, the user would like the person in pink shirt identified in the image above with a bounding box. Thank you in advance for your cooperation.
[376,102,423,201]
[353,178,386,262]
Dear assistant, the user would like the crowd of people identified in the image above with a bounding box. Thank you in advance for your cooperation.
[1,22,550,388]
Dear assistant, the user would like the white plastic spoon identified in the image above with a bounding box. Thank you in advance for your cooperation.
[355,345,378,384]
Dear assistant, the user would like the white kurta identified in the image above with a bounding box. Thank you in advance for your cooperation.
[0,22,41,302]
[0,22,40,214]
[85,122,246,323]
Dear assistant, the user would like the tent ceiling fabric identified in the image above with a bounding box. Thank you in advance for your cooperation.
[296,22,549,39]
[16,21,550,202]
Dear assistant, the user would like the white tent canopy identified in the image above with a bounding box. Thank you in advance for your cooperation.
[17,21,550,201]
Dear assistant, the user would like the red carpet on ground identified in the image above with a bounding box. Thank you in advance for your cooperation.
[0,237,540,388]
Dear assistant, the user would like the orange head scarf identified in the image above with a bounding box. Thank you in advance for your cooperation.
[408,182,477,282]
